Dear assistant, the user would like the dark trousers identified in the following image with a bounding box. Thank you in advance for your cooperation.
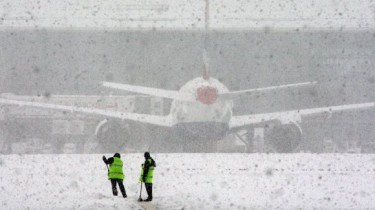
[145,183,153,199]
[110,179,127,197]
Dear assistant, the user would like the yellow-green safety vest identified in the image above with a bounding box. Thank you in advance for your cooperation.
[139,159,154,183]
[108,157,125,180]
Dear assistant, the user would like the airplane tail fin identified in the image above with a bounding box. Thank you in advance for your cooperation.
[203,49,210,80]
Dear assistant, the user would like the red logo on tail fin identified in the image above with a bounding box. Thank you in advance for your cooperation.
[197,86,218,105]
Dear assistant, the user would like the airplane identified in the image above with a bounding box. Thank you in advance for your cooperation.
[1,60,375,153]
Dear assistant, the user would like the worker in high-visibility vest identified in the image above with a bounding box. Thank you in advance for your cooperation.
[103,153,127,198]
[139,152,156,201]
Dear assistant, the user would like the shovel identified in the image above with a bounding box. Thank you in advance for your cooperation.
[138,182,143,202]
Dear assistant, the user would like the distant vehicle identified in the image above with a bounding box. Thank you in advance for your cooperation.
[10,138,44,154]
[0,94,141,154]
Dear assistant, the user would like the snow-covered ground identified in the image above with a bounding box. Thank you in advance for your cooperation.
[1,153,375,209]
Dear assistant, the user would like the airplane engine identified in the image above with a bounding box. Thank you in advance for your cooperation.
[264,121,302,153]
[85,119,132,153]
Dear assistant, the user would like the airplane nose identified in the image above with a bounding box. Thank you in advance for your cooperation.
[196,86,218,105]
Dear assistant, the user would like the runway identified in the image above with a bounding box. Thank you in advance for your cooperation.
[0,153,375,209]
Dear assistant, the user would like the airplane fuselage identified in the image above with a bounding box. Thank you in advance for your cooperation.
[170,77,233,141]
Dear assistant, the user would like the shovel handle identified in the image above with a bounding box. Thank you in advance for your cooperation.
[139,182,143,199]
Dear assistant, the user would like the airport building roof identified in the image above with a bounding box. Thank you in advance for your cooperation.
[0,0,374,30]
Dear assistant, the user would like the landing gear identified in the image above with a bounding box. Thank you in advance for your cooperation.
[174,122,228,153]
[148,130,183,152]
[182,139,218,153]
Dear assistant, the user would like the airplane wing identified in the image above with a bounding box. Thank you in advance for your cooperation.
[0,98,174,127]
[219,81,317,100]
[229,102,375,128]
[102,81,195,101]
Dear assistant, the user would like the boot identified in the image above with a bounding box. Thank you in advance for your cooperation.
[112,188,118,196]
